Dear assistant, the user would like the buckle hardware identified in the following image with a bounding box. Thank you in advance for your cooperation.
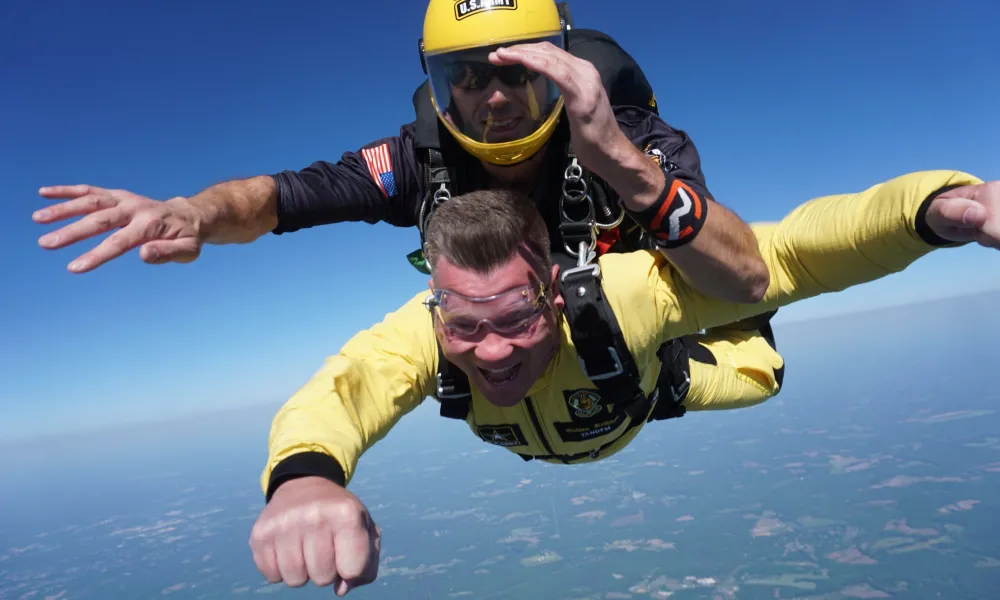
[435,374,470,400]
[579,346,624,381]
[561,263,601,283]
[671,371,691,402]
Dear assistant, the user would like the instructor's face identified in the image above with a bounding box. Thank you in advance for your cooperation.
[450,65,548,145]
[430,249,564,408]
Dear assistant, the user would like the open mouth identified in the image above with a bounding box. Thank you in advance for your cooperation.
[478,363,522,387]
[484,116,519,135]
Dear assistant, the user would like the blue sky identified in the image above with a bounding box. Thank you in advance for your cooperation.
[3,0,998,442]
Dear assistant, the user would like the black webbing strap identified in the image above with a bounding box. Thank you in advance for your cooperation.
[557,257,650,421]
[647,338,691,421]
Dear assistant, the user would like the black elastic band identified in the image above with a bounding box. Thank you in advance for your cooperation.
[266,451,347,502]
[915,184,970,247]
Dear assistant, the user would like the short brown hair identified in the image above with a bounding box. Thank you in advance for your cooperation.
[423,188,551,276]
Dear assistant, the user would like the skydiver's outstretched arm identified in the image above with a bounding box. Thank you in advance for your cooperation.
[250,294,440,594]
[261,291,439,497]
[637,171,998,415]
[640,170,993,338]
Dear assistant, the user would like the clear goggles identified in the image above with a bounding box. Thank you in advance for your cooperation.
[424,283,549,340]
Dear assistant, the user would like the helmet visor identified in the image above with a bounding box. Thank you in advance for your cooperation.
[425,34,564,148]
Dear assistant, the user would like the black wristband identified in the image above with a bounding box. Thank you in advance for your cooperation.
[914,184,969,247]
[630,172,708,249]
[265,451,347,503]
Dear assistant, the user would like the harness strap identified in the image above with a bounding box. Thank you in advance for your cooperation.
[556,253,651,421]
[418,148,455,251]
[435,345,471,420]
[647,338,691,421]
[560,140,623,245]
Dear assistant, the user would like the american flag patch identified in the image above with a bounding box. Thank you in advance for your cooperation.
[361,143,396,198]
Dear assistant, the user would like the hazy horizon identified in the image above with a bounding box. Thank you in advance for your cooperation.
[5,287,996,448]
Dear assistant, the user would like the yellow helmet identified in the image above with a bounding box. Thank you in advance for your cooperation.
[420,0,567,166]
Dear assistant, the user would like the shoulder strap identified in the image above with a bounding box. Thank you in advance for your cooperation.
[556,2,574,29]
[552,141,644,419]
[411,147,458,276]
[555,252,651,420]
[418,148,455,236]
[435,345,472,419]
[412,80,441,151]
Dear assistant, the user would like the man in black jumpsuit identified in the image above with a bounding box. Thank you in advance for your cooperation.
[35,1,769,305]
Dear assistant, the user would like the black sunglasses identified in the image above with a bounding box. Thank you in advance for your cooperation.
[445,62,542,91]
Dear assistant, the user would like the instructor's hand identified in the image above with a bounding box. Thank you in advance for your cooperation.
[34,185,204,273]
[249,476,381,596]
[925,181,1000,250]
[490,42,624,175]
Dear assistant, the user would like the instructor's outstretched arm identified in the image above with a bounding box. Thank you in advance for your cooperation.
[34,129,424,273]
[34,177,280,273]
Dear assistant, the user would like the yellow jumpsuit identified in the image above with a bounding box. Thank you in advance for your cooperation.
[260,170,980,497]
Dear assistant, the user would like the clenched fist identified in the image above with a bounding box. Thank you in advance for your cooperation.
[249,476,381,596]
[925,181,1000,249]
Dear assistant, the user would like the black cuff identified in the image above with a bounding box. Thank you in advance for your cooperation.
[914,184,968,247]
[265,451,347,502]
[268,172,294,236]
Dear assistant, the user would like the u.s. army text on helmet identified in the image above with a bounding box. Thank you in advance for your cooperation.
[454,0,517,21]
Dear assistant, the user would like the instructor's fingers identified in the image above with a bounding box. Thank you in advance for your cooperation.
[38,205,129,249]
[493,44,582,94]
[67,220,156,273]
[34,192,120,225]
[38,184,107,199]
[139,238,201,264]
